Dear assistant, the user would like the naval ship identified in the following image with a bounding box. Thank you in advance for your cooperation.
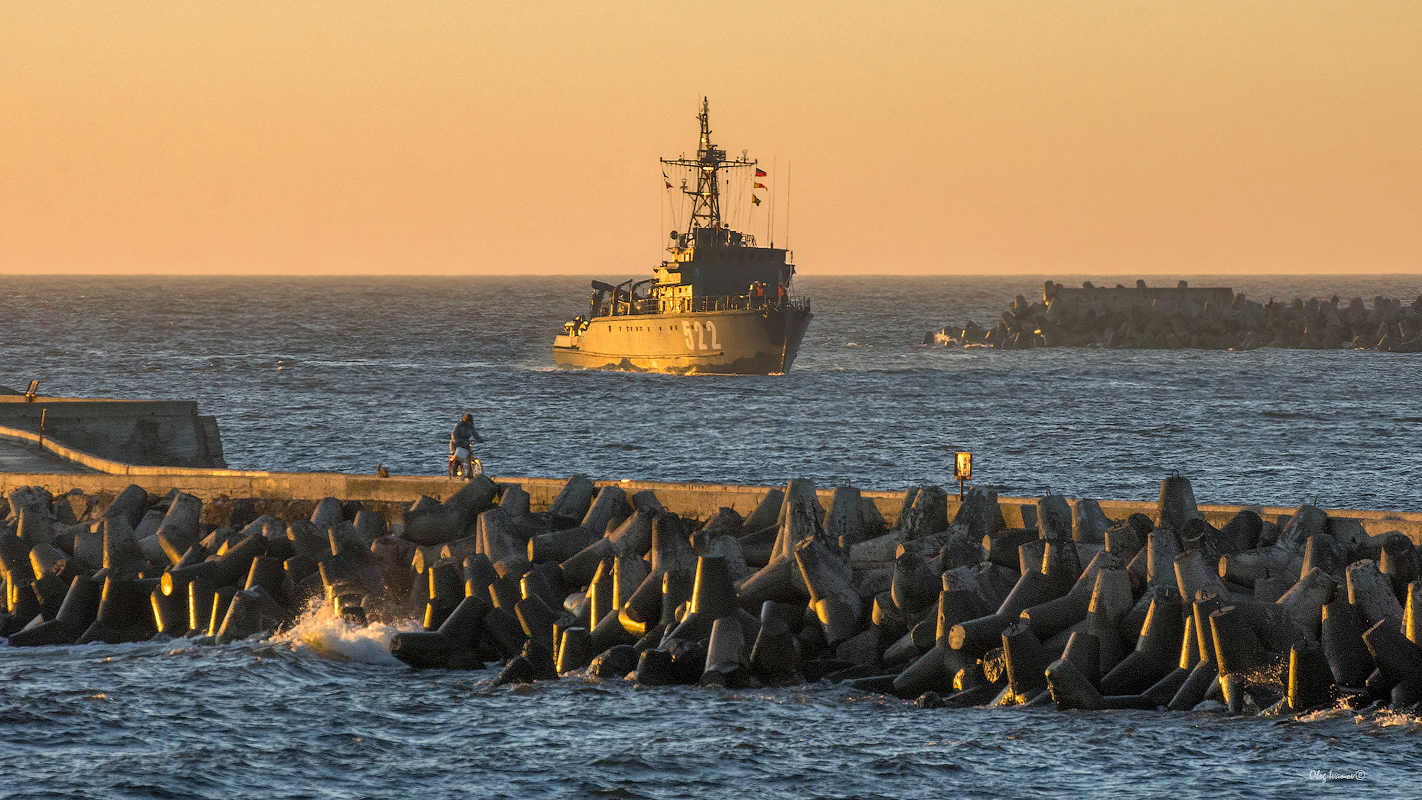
[552,100,812,374]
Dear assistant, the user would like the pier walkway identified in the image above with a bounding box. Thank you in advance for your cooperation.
[0,438,93,474]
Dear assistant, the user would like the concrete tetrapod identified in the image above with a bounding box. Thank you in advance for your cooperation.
[740,488,784,536]
[216,586,287,644]
[529,486,629,564]
[387,630,459,669]
[665,556,738,645]
[892,640,962,699]
[749,600,803,684]
[1406,581,1422,645]
[557,627,593,674]
[1287,639,1335,712]
[1157,476,1203,534]
[1276,568,1336,643]
[1045,658,1105,710]
[949,569,1053,660]
[1072,499,1109,544]
[153,492,203,565]
[1036,495,1073,543]
[1276,505,1328,555]
[1347,560,1405,631]
[1219,547,1301,590]
[1215,510,1263,555]
[1084,568,1136,673]
[1168,660,1219,711]
[562,507,655,587]
[1140,623,1201,706]
[1361,619,1422,691]
[1173,551,1232,605]
[80,576,159,644]
[1059,630,1101,687]
[7,575,102,646]
[589,644,639,678]
[890,551,939,618]
[740,481,823,603]
[1144,530,1181,589]
[1099,589,1185,695]
[794,537,860,648]
[634,648,677,686]
[701,616,751,687]
[403,476,500,546]
[1300,534,1346,579]
[493,640,558,686]
[1019,550,1114,641]
[439,595,492,655]
[151,586,188,637]
[1209,605,1269,677]
[1001,623,1051,704]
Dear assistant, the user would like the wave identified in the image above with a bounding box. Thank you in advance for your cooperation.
[275,600,418,667]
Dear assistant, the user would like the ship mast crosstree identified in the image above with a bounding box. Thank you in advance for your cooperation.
[662,98,758,248]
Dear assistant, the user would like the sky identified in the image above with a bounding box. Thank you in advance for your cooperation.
[2,1,1419,275]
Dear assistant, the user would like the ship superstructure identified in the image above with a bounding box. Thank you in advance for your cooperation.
[552,99,812,374]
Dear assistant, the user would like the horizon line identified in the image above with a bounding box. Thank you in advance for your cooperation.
[3,270,1421,278]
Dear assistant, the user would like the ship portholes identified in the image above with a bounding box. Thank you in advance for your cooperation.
[681,320,721,351]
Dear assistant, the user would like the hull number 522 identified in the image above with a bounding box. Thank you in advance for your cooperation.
[682,320,721,351]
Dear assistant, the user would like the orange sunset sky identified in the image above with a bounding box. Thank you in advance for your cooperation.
[2,1,1419,275]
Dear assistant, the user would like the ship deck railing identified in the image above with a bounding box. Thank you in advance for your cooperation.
[603,294,812,316]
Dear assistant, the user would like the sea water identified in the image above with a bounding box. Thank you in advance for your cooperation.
[2,274,1420,798]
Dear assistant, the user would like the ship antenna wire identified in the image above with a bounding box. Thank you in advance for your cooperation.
[771,154,777,248]
[786,160,791,253]
[765,159,771,245]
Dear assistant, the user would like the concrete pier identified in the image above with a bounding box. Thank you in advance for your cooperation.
[2,461,1417,545]
[6,413,1422,717]
[0,392,225,468]
[0,439,94,475]
[5,461,1422,718]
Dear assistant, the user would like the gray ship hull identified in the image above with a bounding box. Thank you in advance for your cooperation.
[552,306,812,375]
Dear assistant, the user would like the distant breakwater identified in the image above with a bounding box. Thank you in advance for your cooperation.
[4,475,1422,718]
[927,280,1422,351]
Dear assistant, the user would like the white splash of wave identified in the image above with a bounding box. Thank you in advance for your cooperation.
[277,599,420,667]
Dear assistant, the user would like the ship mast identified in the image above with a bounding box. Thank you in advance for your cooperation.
[662,98,756,246]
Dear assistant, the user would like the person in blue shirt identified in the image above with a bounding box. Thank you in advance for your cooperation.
[450,413,485,454]
[449,413,486,477]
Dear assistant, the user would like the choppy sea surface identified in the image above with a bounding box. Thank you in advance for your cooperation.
[2,274,1421,798]
[3,274,1421,508]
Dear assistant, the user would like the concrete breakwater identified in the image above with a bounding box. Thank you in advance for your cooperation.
[0,390,226,468]
[4,474,1422,718]
[926,280,1422,351]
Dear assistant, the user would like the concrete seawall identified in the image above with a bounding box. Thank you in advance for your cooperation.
[0,394,225,468]
[3,412,1418,541]
[2,467,1418,545]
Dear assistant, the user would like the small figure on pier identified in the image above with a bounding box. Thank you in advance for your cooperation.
[448,413,486,479]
